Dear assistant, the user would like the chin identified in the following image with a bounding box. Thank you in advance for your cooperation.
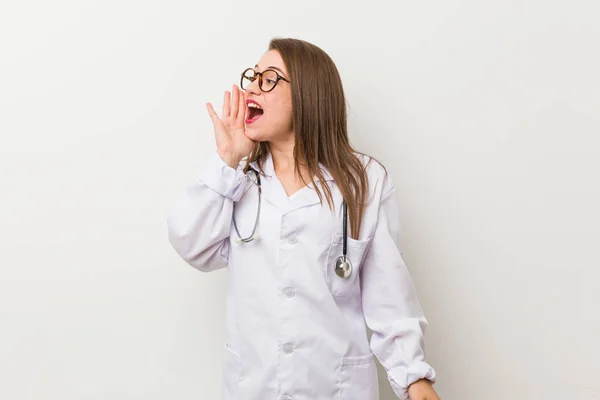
[244,126,264,142]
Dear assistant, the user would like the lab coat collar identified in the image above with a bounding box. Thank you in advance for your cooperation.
[249,151,334,183]
[248,151,336,215]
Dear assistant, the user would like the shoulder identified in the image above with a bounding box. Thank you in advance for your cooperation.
[352,151,396,200]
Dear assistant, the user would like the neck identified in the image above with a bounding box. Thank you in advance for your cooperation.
[271,148,295,171]
[268,139,308,180]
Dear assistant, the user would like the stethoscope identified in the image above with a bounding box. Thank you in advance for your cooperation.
[233,167,353,279]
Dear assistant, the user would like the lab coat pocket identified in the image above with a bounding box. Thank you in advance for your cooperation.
[339,353,379,400]
[326,233,369,297]
[222,342,241,400]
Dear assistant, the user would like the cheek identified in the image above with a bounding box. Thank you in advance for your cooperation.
[278,99,294,126]
[282,103,294,126]
[269,91,293,125]
[264,101,293,129]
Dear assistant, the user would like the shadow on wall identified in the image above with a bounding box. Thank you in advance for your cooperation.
[376,360,396,399]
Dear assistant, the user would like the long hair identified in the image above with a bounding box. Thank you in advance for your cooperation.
[245,38,386,239]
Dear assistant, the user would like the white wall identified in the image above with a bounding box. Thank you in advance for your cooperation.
[1,0,598,399]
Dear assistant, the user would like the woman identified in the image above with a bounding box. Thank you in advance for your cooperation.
[167,38,439,400]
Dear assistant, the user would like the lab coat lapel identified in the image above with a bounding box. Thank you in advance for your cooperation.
[265,173,292,211]
[250,152,335,215]
[264,173,322,215]
[250,152,289,212]
[284,184,321,215]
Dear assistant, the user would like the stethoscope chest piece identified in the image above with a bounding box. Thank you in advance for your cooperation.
[334,256,352,278]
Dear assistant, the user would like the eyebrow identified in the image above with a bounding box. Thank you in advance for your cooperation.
[255,64,287,77]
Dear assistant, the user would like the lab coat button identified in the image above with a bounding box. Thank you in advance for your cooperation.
[279,396,292,400]
[287,235,297,245]
[282,343,294,354]
[283,287,295,298]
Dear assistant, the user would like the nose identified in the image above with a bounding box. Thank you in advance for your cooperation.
[245,76,261,96]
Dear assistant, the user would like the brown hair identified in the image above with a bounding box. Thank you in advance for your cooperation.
[245,38,387,239]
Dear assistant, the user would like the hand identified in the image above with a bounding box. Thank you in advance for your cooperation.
[206,84,256,168]
[407,379,440,400]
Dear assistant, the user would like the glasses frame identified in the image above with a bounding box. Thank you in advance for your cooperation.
[240,67,290,92]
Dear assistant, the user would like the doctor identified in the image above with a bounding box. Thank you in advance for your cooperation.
[167,38,439,400]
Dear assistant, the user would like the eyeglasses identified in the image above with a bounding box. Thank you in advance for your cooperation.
[240,67,289,92]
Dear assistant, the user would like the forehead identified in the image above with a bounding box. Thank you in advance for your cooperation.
[256,50,287,75]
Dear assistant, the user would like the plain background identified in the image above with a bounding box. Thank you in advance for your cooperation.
[1,0,599,399]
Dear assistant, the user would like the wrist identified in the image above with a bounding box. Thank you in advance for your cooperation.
[407,378,437,399]
[218,151,243,169]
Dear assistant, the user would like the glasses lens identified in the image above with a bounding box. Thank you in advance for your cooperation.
[261,70,278,92]
[241,69,255,90]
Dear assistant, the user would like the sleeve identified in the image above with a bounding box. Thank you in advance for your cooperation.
[166,152,249,272]
[359,173,436,399]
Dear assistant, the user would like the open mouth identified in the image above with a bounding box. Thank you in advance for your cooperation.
[246,100,263,124]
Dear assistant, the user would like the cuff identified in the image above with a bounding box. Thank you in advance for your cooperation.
[198,152,248,201]
[388,361,436,400]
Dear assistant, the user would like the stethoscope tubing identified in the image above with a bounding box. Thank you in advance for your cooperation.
[233,167,351,277]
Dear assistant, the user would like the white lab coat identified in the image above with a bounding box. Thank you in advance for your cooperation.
[167,151,436,400]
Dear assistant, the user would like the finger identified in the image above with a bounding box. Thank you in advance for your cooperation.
[222,90,231,117]
[206,102,220,124]
[231,85,239,118]
[238,87,246,123]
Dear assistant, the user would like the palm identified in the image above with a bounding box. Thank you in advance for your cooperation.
[207,85,256,160]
